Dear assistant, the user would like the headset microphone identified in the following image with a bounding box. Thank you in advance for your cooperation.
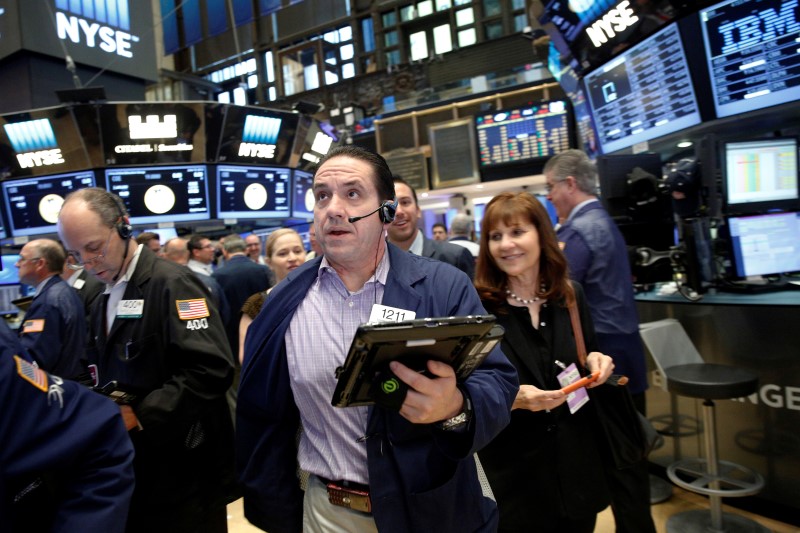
[348,205,382,224]
[348,200,398,224]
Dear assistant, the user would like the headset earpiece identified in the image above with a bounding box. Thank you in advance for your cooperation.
[379,200,397,223]
[112,197,132,240]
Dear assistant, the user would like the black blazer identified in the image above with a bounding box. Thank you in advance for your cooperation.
[420,235,475,279]
[478,283,610,530]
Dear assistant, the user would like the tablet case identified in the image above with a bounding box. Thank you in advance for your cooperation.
[332,315,504,408]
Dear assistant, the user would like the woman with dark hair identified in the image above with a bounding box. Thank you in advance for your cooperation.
[475,192,615,533]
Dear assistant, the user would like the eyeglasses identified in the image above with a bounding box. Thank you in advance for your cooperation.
[15,256,41,265]
[67,228,114,270]
[544,177,569,193]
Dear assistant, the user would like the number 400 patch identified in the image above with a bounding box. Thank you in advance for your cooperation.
[186,318,209,330]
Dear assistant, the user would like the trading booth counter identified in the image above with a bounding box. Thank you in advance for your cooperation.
[636,288,800,514]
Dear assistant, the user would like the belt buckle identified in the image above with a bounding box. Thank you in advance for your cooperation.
[326,481,372,514]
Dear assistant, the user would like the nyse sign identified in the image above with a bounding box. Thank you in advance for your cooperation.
[585,1,640,48]
[17,149,65,169]
[56,12,139,58]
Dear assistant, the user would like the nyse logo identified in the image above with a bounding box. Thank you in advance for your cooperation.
[717,0,800,55]
[239,115,282,159]
[585,0,639,48]
[55,0,140,58]
[4,119,65,169]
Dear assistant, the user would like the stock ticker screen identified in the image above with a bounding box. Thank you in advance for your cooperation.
[585,23,702,154]
[475,101,571,166]
[700,0,800,118]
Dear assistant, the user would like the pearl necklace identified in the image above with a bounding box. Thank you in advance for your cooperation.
[506,287,543,305]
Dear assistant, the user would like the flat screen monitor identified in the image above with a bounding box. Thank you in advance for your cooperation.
[722,138,799,214]
[475,100,572,167]
[291,169,315,219]
[0,254,22,286]
[727,211,800,278]
[105,165,211,225]
[538,0,686,74]
[1,170,96,237]
[0,107,92,178]
[99,102,207,166]
[584,23,702,154]
[700,0,800,119]
[217,106,298,166]
[216,165,291,219]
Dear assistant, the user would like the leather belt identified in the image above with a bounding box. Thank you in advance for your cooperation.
[318,476,372,514]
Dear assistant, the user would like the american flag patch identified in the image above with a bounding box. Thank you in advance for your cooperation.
[176,298,210,320]
[15,355,48,392]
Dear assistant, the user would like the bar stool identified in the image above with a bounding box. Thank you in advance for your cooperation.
[666,363,767,532]
[640,320,767,532]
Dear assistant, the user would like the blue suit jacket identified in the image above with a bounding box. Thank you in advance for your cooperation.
[420,234,475,279]
[19,276,86,380]
[1,321,134,533]
[557,201,648,393]
[237,243,518,533]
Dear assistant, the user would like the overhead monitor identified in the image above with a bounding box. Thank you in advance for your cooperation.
[538,0,686,74]
[216,165,292,219]
[100,103,206,166]
[292,169,315,219]
[1,171,96,237]
[217,106,299,166]
[727,211,800,278]
[722,138,799,215]
[475,100,572,167]
[700,0,800,119]
[105,165,210,225]
[0,107,91,177]
[584,23,702,154]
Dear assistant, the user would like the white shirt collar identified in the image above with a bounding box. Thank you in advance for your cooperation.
[408,229,424,256]
[566,198,600,223]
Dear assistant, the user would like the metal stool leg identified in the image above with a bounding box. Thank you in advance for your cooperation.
[666,399,769,533]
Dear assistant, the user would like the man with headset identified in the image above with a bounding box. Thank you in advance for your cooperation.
[57,188,235,533]
[237,146,518,533]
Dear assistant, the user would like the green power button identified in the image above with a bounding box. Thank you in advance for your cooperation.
[382,378,399,394]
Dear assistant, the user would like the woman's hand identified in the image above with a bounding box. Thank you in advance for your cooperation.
[512,384,566,412]
[585,351,615,387]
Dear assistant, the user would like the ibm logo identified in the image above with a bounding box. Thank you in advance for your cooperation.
[4,119,57,152]
[242,115,282,145]
[3,119,65,168]
[55,0,139,58]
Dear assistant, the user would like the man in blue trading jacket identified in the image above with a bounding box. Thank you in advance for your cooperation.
[237,146,518,533]
[1,320,135,533]
[545,149,655,533]
[16,238,87,380]
[57,188,235,533]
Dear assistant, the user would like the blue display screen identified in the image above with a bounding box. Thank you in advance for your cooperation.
[700,0,800,118]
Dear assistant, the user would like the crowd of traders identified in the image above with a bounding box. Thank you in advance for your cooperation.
[2,146,654,533]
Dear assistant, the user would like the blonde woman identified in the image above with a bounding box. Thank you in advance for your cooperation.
[238,229,307,363]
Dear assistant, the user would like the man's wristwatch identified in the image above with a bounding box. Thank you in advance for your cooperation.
[437,390,473,431]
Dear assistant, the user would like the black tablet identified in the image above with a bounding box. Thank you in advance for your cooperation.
[331,315,504,408]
